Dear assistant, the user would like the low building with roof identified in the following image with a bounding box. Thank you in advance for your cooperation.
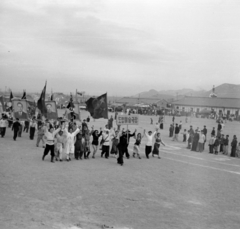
[172,96,240,117]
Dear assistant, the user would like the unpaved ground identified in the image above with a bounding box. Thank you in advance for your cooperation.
[1,112,240,229]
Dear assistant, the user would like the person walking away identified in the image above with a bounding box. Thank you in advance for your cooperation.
[223,135,229,155]
[152,132,165,159]
[36,124,46,147]
[172,124,180,141]
[12,118,21,141]
[230,135,238,157]
[208,134,215,154]
[133,132,144,159]
[42,125,62,163]
[23,120,29,133]
[198,131,205,152]
[0,116,8,138]
[91,127,102,158]
[101,129,110,159]
[29,120,37,140]
[144,129,157,159]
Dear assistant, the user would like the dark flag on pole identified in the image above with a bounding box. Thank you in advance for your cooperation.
[37,82,47,116]
[86,93,108,119]
[21,90,27,100]
[10,90,14,101]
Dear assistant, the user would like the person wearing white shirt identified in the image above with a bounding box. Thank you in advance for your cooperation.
[0,117,8,138]
[29,120,38,140]
[101,129,111,158]
[63,124,80,161]
[42,125,62,163]
[144,128,157,159]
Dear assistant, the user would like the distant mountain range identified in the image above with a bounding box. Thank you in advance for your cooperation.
[134,83,240,99]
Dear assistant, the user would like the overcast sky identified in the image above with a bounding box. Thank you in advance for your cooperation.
[1,0,240,96]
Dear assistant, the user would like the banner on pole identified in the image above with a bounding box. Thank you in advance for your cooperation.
[116,115,139,125]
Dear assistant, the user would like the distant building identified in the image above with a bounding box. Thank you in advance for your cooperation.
[172,96,240,117]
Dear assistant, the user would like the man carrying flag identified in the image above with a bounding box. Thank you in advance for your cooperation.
[86,93,108,119]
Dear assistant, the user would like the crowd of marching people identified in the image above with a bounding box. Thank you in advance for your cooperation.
[1,112,240,165]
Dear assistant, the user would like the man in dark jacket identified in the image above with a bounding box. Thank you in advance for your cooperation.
[172,124,180,141]
[12,118,21,141]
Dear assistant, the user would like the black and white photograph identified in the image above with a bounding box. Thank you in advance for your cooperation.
[1,1,240,229]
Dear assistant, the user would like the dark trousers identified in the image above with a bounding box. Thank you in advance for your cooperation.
[24,126,29,133]
[29,127,35,140]
[13,129,18,140]
[183,134,186,142]
[75,150,84,159]
[18,126,22,137]
[43,144,55,160]
[145,146,152,158]
[8,121,12,128]
[1,127,6,137]
[220,144,223,152]
[117,148,124,165]
[101,145,110,158]
[209,145,213,154]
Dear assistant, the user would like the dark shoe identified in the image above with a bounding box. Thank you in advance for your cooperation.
[60,159,62,162]
[92,156,95,159]
[139,157,141,159]
[66,159,69,161]
[42,155,45,161]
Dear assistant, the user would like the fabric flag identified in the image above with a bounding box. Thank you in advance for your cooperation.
[9,90,13,101]
[86,93,108,119]
[37,82,47,116]
[21,90,27,99]
[77,92,83,96]
[67,93,75,109]
[0,96,5,112]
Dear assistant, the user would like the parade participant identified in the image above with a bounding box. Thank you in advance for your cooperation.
[18,121,24,137]
[29,119,37,140]
[82,119,88,132]
[91,127,102,158]
[183,129,187,142]
[144,128,157,159]
[36,124,45,148]
[214,136,220,155]
[101,128,110,159]
[202,125,207,150]
[150,118,153,125]
[219,134,225,153]
[211,127,215,136]
[152,132,165,159]
[236,142,240,158]
[117,129,128,165]
[82,125,91,159]
[132,132,144,159]
[64,125,80,161]
[74,130,85,160]
[0,115,8,138]
[125,129,136,159]
[179,121,182,131]
[110,129,120,157]
[198,131,205,153]
[169,124,174,137]
[42,124,62,163]
[172,123,180,141]
[108,115,113,129]
[208,134,216,154]
[230,135,238,157]
[223,135,229,155]
[23,120,30,133]
[12,118,21,141]
[55,130,66,162]
[191,130,200,152]
[160,120,164,130]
